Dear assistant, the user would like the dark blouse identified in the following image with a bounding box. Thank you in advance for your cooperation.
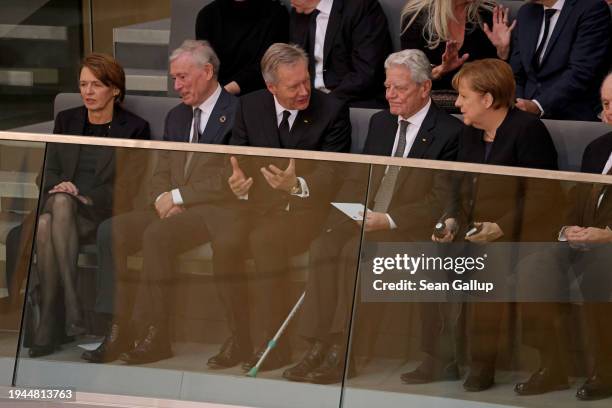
[73,121,111,197]
[195,0,289,95]
[400,9,497,90]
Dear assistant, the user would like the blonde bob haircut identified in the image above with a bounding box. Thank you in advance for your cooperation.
[452,58,515,110]
[401,0,497,50]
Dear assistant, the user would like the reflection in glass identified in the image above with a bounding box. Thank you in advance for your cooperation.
[0,139,45,385]
[345,166,612,408]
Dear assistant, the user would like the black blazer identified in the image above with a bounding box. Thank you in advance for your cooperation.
[151,88,238,206]
[195,0,289,94]
[362,103,462,233]
[453,108,559,241]
[567,132,612,229]
[46,105,150,214]
[401,8,497,91]
[229,88,351,212]
[510,0,612,120]
[290,0,392,106]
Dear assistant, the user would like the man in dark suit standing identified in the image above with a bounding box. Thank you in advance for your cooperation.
[282,49,463,384]
[507,0,611,121]
[81,40,238,365]
[289,0,392,108]
[206,43,351,371]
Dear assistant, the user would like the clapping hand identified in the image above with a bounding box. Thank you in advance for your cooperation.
[483,5,516,60]
[432,41,469,80]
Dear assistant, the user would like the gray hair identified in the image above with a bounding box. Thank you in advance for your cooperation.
[261,43,308,84]
[169,39,220,78]
[384,49,432,84]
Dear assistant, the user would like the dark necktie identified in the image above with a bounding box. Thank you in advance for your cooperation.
[307,9,320,81]
[533,9,557,69]
[185,108,202,174]
[373,120,410,213]
[192,108,202,143]
[278,110,291,148]
[584,165,612,224]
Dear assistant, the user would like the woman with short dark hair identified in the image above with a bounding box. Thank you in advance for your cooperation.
[432,58,560,391]
[29,53,150,357]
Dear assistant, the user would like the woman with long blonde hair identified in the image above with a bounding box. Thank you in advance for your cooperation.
[401,0,514,91]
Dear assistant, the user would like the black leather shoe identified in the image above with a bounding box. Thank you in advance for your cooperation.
[283,341,329,382]
[82,323,131,363]
[463,366,495,392]
[576,374,612,401]
[401,357,460,384]
[28,343,57,358]
[242,342,291,372]
[119,325,172,365]
[514,367,569,396]
[207,336,252,369]
[307,344,354,385]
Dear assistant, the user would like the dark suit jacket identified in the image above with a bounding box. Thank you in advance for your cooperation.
[229,88,351,213]
[290,0,392,106]
[452,108,559,241]
[150,88,238,206]
[567,131,612,229]
[510,0,612,120]
[361,103,462,234]
[47,104,150,215]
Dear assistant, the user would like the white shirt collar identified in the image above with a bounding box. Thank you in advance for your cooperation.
[316,0,333,15]
[273,96,299,121]
[194,83,222,114]
[544,0,564,12]
[397,99,431,129]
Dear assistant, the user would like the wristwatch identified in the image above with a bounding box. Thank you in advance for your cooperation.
[290,179,302,195]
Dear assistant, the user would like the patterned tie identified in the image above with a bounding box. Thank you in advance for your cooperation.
[185,108,203,175]
[533,9,557,69]
[278,110,291,148]
[373,120,410,212]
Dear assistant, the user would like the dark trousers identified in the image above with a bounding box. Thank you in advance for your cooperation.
[94,206,211,326]
[298,222,410,350]
[211,205,325,346]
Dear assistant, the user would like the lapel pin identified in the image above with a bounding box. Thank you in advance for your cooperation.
[422,138,427,142]
[304,119,310,124]
[219,115,226,123]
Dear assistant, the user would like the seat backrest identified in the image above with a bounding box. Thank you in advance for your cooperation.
[544,120,611,172]
[54,93,181,140]
[349,107,381,153]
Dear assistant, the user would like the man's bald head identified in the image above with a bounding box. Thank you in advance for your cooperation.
[601,73,612,124]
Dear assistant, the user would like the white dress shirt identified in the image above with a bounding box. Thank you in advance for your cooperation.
[313,0,333,92]
[532,0,565,116]
[171,84,223,204]
[385,99,432,228]
[598,151,612,208]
